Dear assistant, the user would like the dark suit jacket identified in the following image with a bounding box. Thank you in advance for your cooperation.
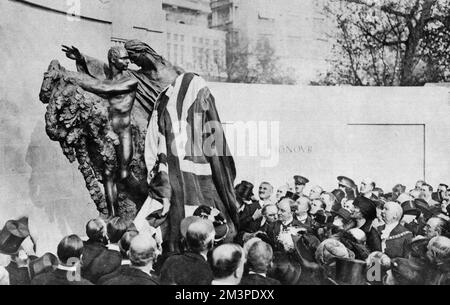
[268,218,303,252]
[432,192,443,203]
[378,223,413,258]
[360,220,382,252]
[6,262,31,285]
[240,273,281,285]
[31,269,93,285]
[81,240,122,283]
[100,265,159,285]
[239,201,262,233]
[160,252,213,285]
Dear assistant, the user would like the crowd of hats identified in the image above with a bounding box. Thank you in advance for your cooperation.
[232,175,450,285]
[0,175,449,285]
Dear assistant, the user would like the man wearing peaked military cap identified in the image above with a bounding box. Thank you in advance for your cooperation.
[293,175,309,196]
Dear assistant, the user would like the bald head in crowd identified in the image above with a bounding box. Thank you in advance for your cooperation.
[382,201,403,225]
[211,244,245,285]
[186,219,215,254]
[129,233,158,268]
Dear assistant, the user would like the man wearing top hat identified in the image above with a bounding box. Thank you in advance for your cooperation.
[0,217,37,285]
[293,175,309,196]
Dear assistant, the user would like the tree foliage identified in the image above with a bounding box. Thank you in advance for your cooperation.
[226,36,296,85]
[315,0,450,86]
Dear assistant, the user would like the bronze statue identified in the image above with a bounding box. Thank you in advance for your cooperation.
[39,41,238,253]
[63,46,138,216]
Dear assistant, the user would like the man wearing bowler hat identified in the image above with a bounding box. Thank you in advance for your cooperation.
[293,175,309,196]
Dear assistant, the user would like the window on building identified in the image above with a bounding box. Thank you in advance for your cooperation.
[167,43,171,61]
[214,40,219,46]
[167,33,171,40]
[213,49,219,62]
[199,37,203,44]
[205,48,210,70]
[217,7,230,24]
[199,48,204,70]
[180,35,184,42]
[180,45,184,65]
[205,39,209,45]
[174,34,178,41]
[193,47,198,69]
[174,44,178,65]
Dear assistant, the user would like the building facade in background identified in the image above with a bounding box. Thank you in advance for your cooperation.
[163,0,227,81]
[210,0,335,84]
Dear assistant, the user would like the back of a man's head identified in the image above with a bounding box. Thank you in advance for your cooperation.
[107,217,128,244]
[211,244,244,280]
[119,230,138,258]
[57,235,84,265]
[186,219,215,253]
[246,240,273,274]
[129,233,157,267]
[86,218,106,243]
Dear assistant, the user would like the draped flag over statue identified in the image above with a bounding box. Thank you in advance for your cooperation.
[142,72,239,252]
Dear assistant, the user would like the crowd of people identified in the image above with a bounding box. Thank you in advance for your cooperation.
[1,175,450,285]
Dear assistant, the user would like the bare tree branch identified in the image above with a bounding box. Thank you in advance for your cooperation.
[342,0,410,18]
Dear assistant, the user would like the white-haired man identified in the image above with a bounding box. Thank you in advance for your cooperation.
[359,178,376,200]
[378,202,413,258]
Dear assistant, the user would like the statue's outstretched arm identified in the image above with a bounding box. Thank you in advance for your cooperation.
[62,45,109,79]
[66,72,138,96]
